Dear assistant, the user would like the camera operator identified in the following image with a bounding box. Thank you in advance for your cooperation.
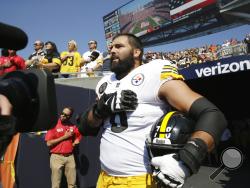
[0,22,58,188]
[0,22,58,156]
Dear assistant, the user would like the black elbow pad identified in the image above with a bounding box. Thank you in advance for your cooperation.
[76,109,101,137]
[188,97,227,146]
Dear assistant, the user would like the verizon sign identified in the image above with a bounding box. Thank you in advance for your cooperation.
[179,55,250,80]
[195,61,250,77]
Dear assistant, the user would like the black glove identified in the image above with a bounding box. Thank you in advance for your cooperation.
[89,51,100,61]
[93,90,138,119]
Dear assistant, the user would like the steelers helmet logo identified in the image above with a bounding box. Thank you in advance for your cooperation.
[146,111,195,157]
[131,73,144,86]
[99,82,107,94]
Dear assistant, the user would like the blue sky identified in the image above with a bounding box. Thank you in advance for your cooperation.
[1,0,249,59]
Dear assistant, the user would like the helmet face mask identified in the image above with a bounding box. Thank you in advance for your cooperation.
[146,111,195,158]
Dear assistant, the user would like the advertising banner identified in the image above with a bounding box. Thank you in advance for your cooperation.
[179,55,250,80]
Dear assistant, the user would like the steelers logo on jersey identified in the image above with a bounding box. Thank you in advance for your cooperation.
[131,73,144,86]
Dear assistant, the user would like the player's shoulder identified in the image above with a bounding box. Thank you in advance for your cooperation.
[134,59,181,83]
[139,59,176,73]
[146,59,176,67]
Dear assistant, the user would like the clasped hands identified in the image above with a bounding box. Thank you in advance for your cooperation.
[93,89,138,119]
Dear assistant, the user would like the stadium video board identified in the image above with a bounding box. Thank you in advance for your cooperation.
[103,0,171,45]
[103,0,217,45]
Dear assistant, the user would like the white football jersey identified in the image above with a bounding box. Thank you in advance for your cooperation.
[95,59,183,176]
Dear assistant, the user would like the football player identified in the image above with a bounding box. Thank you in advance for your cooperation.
[77,33,227,188]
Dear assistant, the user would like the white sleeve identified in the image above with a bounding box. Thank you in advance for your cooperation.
[95,75,110,99]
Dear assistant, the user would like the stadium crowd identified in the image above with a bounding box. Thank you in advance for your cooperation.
[144,36,249,68]
[0,33,249,77]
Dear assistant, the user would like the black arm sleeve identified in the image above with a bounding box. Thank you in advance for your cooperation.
[188,97,227,146]
[76,107,102,137]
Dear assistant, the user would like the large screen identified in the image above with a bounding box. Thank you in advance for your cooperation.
[103,0,217,46]
[103,0,171,45]
[103,10,121,45]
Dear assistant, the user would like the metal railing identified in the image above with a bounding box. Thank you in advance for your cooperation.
[217,43,248,58]
[52,70,112,79]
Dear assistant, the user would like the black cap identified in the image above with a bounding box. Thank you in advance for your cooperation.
[0,22,28,50]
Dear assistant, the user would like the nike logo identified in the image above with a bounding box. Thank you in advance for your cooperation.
[105,96,113,105]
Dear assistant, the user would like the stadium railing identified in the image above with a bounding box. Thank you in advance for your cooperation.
[53,70,112,79]
[217,43,248,58]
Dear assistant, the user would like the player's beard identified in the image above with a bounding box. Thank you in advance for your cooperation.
[110,52,135,79]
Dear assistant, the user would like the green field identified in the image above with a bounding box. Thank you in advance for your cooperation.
[132,16,159,34]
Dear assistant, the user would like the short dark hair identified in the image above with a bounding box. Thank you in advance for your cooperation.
[34,40,44,47]
[64,106,74,116]
[88,40,97,45]
[113,33,144,60]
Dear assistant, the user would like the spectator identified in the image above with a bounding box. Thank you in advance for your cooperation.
[209,44,217,53]
[45,107,82,188]
[221,40,230,47]
[25,40,46,68]
[102,43,112,72]
[230,38,238,46]
[0,49,9,76]
[1,49,25,75]
[190,54,198,65]
[197,54,206,64]
[39,41,61,76]
[102,53,111,72]
[79,40,103,77]
[60,40,81,78]
[143,51,153,64]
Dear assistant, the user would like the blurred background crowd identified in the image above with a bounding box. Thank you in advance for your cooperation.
[1,33,250,77]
